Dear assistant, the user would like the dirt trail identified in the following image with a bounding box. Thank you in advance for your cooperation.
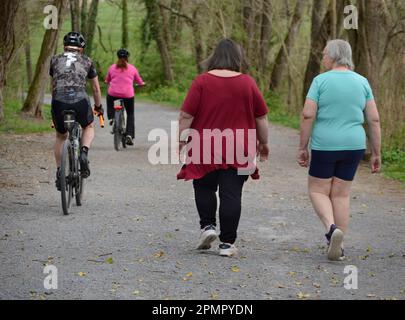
[0,102,404,300]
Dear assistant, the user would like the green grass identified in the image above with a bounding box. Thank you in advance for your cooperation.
[0,99,53,134]
[264,91,300,129]
[382,149,405,182]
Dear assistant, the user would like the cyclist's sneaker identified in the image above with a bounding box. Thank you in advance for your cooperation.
[325,224,344,261]
[197,225,217,250]
[126,135,134,146]
[79,150,90,178]
[219,243,238,257]
[55,168,61,191]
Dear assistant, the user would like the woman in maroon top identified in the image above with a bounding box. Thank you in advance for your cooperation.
[177,39,269,257]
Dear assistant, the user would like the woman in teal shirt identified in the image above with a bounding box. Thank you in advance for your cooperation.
[298,39,382,261]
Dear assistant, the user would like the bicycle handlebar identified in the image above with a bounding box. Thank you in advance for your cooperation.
[93,109,105,128]
[99,114,105,128]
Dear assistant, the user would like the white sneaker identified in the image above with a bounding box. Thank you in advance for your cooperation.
[327,228,344,261]
[197,225,217,250]
[219,243,238,257]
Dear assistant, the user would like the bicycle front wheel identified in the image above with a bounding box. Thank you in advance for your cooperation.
[60,140,73,215]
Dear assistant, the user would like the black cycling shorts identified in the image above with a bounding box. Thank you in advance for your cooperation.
[309,150,365,181]
[51,98,94,134]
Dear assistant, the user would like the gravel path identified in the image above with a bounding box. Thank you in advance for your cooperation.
[0,101,404,300]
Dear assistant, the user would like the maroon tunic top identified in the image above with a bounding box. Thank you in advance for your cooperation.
[177,72,269,181]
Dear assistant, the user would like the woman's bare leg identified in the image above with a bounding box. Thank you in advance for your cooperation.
[308,176,334,231]
[330,177,352,234]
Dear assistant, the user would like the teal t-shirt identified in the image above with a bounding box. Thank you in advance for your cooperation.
[306,70,374,151]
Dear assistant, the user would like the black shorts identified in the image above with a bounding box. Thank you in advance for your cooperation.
[309,150,365,181]
[51,98,94,134]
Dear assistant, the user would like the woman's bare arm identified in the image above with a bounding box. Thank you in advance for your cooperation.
[298,99,317,167]
[364,99,382,173]
[256,115,269,161]
[178,111,194,141]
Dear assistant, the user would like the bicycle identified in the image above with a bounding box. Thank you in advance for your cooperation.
[112,99,127,151]
[59,109,104,215]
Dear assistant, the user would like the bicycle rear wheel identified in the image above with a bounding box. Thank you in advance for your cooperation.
[122,110,127,149]
[60,140,73,215]
[114,111,123,151]
[75,149,84,206]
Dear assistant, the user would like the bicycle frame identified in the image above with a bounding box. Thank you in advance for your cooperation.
[60,110,83,215]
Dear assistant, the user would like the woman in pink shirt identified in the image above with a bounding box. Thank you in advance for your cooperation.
[105,48,145,145]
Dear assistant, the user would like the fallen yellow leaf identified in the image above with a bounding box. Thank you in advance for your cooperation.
[154,251,165,258]
[132,290,140,295]
[211,292,219,299]
[77,272,86,277]
[186,272,193,277]
[231,266,240,273]
[297,292,311,299]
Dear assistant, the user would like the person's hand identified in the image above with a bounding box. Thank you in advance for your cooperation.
[94,104,104,116]
[298,148,309,167]
[370,153,381,173]
[178,141,187,162]
[258,143,270,162]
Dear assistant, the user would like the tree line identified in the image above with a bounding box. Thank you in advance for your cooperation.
[0,0,404,149]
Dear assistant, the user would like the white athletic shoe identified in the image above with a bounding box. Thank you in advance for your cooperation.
[327,228,344,261]
[197,225,217,250]
[219,243,238,257]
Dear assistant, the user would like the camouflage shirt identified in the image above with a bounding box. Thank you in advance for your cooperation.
[49,51,97,96]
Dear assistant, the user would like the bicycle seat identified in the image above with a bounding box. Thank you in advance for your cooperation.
[62,110,76,116]
[63,110,76,130]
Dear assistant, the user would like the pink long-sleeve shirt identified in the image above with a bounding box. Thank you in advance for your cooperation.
[105,63,144,98]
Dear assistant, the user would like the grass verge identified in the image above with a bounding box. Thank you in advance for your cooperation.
[0,99,53,134]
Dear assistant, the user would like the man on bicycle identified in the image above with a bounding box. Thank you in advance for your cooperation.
[50,32,103,190]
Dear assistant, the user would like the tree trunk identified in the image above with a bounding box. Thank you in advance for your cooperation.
[159,2,172,52]
[242,0,255,65]
[302,0,331,102]
[21,0,68,118]
[259,0,273,77]
[122,0,128,48]
[81,0,88,35]
[85,0,99,56]
[270,0,305,90]
[25,41,33,89]
[22,1,33,88]
[0,0,21,121]
[70,0,80,32]
[170,0,183,45]
[144,0,174,82]
[348,0,390,95]
[191,7,204,73]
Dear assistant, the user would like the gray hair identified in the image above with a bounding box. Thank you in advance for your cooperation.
[325,39,355,70]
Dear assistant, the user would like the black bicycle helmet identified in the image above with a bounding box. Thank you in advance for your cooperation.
[63,32,86,48]
[117,48,130,58]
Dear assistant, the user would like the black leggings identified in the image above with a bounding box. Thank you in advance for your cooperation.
[106,95,135,138]
[192,168,248,244]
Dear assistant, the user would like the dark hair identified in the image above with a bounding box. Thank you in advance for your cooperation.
[116,57,128,70]
[203,38,248,73]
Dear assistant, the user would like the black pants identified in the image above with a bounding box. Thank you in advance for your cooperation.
[193,168,248,244]
[106,94,135,138]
